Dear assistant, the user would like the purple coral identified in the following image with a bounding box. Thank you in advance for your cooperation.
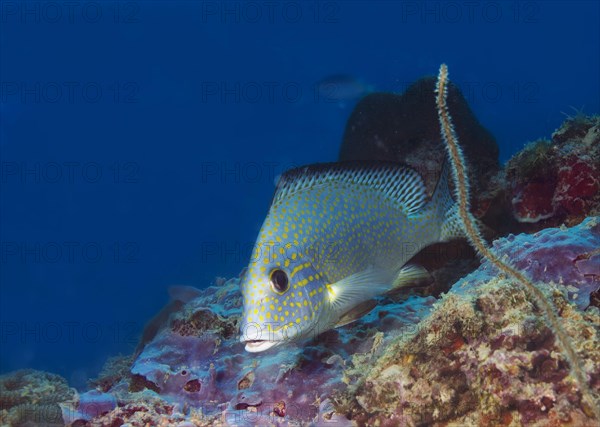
[125,284,435,425]
[458,216,600,310]
[61,390,117,424]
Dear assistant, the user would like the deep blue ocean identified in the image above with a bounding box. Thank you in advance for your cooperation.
[1,1,598,389]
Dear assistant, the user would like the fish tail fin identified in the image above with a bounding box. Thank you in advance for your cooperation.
[432,160,466,241]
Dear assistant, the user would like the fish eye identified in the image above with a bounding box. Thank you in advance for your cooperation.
[269,269,289,294]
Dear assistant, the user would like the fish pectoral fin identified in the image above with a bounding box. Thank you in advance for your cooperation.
[328,267,392,321]
[335,299,378,328]
[391,264,431,290]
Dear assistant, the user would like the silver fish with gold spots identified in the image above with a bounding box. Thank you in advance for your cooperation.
[239,161,464,352]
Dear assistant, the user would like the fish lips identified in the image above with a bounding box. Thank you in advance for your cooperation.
[243,339,281,353]
[240,327,285,353]
[239,318,309,352]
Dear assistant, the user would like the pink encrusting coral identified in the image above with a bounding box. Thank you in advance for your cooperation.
[506,116,600,226]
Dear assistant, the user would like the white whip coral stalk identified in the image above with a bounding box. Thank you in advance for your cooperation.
[435,63,599,420]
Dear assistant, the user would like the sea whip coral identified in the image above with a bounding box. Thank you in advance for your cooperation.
[435,63,600,420]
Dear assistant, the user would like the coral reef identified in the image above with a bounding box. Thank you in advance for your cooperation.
[121,284,435,425]
[60,390,117,425]
[3,219,598,426]
[436,63,599,420]
[56,279,436,426]
[339,219,600,426]
[87,355,135,393]
[0,369,76,426]
[504,115,600,228]
[347,278,600,426]
[62,390,193,427]
[487,219,600,310]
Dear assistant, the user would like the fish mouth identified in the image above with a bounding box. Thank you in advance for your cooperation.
[244,340,279,353]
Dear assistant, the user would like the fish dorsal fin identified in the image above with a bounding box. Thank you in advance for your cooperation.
[273,162,428,215]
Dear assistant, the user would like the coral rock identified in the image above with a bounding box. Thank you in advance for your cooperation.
[343,218,600,426]
[339,77,500,200]
[505,116,600,228]
[0,369,76,426]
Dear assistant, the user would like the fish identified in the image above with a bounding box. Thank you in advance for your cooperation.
[239,161,465,352]
[315,74,375,106]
